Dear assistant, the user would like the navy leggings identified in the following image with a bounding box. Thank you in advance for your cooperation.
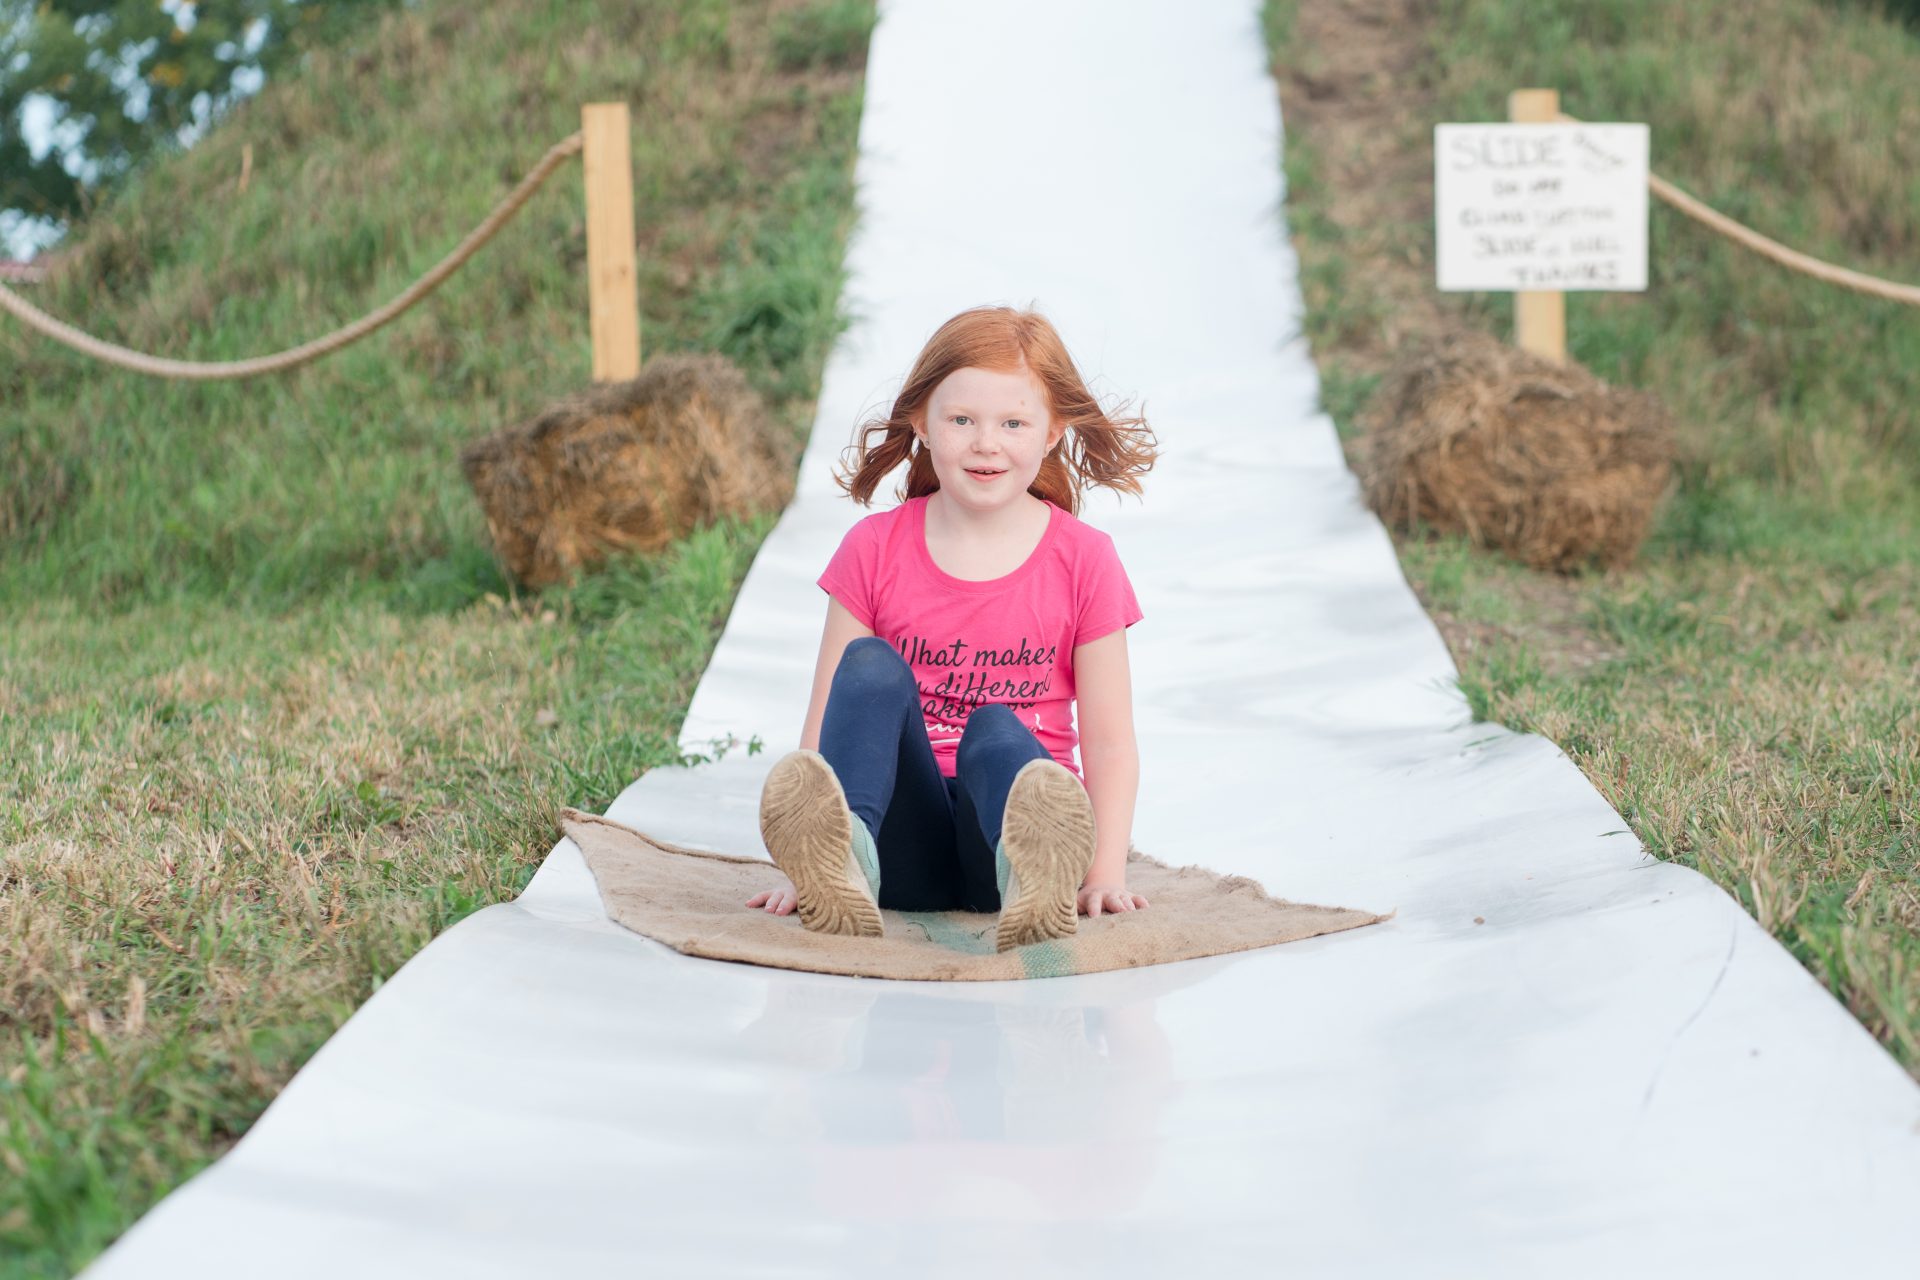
[818,636,1052,913]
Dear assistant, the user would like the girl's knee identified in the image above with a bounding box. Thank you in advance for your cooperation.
[956,703,1037,761]
[834,636,914,695]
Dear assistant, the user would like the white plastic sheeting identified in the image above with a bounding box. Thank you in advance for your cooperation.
[89,2,1920,1276]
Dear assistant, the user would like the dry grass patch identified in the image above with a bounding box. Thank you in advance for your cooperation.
[0,515,774,1270]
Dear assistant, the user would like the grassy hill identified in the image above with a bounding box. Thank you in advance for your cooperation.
[0,1,872,1273]
[1266,0,1918,1079]
[3,0,870,608]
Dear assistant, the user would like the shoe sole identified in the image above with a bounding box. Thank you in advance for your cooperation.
[996,759,1096,953]
[759,749,883,938]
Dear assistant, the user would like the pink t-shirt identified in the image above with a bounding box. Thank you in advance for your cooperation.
[816,494,1143,779]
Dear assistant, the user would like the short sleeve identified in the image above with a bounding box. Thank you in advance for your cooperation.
[816,516,879,629]
[1073,530,1144,647]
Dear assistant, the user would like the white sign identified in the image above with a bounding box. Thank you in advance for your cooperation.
[1434,123,1649,291]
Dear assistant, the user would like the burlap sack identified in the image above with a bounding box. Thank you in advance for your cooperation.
[560,809,1392,981]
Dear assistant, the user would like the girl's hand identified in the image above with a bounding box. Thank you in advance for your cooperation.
[748,876,799,916]
[1078,882,1148,917]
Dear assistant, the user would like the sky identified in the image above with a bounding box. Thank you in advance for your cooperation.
[4,0,269,260]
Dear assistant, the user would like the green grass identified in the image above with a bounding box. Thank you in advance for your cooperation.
[1266,0,1920,1077]
[771,0,877,70]
[0,0,871,1273]
[1,0,865,611]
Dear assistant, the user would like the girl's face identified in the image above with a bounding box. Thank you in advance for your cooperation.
[913,362,1064,516]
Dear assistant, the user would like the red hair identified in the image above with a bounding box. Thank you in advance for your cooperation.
[834,305,1157,515]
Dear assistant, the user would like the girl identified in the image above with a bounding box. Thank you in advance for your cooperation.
[747,305,1157,952]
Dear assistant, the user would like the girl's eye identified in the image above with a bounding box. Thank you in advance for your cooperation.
[1006,420,1024,429]
[953,415,969,426]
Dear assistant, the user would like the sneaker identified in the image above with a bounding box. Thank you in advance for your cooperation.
[758,749,884,938]
[994,758,1097,953]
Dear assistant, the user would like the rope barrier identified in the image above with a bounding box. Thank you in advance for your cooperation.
[0,132,585,380]
[1555,111,1920,307]
[4,111,1912,382]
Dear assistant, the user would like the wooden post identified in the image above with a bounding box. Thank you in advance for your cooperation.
[1508,87,1566,363]
[581,102,640,382]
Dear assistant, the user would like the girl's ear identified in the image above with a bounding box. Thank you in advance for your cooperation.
[1047,419,1068,453]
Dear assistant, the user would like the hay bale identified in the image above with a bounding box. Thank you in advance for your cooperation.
[460,352,792,588]
[1356,330,1677,573]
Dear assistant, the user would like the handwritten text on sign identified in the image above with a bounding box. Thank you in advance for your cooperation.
[1434,123,1649,292]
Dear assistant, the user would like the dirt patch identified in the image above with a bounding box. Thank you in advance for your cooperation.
[1274,0,1456,368]
[1418,580,1626,680]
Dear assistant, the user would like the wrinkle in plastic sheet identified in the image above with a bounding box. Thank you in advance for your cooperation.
[89,1,1920,1276]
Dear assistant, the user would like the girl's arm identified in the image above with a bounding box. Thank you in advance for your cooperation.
[799,595,876,751]
[1073,627,1146,915]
